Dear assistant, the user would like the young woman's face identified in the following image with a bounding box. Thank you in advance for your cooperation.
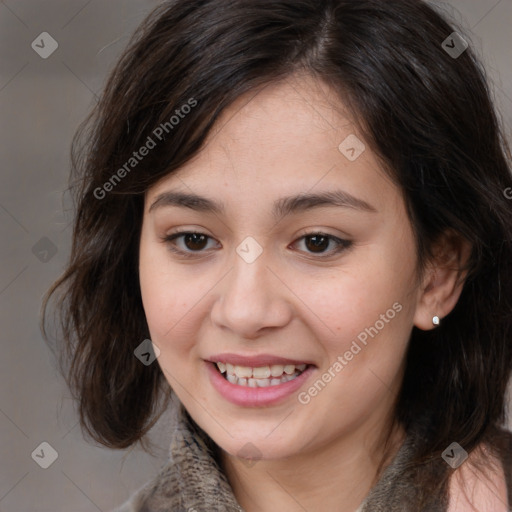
[139,75,424,461]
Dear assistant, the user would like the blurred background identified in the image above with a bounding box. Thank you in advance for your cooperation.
[1,1,511,510]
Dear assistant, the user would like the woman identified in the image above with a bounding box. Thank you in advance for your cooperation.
[42,0,512,510]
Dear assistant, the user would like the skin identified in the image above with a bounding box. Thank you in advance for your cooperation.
[138,73,506,511]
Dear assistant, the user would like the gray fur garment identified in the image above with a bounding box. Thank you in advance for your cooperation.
[113,404,511,512]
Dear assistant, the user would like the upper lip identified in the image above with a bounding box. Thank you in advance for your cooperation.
[207,353,315,367]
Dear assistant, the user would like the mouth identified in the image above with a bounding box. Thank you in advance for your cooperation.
[214,361,309,388]
[205,353,316,406]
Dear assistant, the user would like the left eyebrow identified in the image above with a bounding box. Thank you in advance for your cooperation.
[274,189,377,217]
[148,189,377,219]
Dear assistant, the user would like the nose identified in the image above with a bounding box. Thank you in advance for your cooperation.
[210,247,293,339]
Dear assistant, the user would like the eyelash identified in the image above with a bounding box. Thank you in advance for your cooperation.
[161,229,352,259]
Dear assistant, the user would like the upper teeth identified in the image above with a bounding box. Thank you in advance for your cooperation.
[216,362,307,378]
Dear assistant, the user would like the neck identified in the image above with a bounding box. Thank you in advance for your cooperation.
[220,417,406,512]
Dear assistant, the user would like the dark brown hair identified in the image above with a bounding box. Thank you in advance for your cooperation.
[42,0,512,499]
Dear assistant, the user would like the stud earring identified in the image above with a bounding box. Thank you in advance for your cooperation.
[432,315,440,326]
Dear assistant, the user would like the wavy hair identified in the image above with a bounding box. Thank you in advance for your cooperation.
[42,0,512,499]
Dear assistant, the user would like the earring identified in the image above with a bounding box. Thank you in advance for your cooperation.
[432,315,440,326]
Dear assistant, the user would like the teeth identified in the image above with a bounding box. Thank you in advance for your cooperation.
[284,365,295,375]
[222,369,306,387]
[252,366,271,379]
[218,363,306,377]
[234,365,253,378]
[270,365,284,377]
[216,361,309,387]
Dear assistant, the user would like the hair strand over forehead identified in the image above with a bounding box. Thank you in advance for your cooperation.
[41,0,512,499]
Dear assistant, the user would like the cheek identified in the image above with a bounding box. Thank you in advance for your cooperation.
[138,234,203,354]
[303,272,412,407]
[307,260,411,341]
[299,246,416,377]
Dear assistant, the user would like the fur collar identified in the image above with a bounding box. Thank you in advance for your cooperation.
[117,405,456,512]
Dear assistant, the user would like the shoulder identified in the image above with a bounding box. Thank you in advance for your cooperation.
[447,440,509,512]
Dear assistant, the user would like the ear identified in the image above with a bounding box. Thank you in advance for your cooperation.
[413,230,472,331]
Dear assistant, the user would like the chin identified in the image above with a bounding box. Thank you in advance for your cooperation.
[205,421,307,461]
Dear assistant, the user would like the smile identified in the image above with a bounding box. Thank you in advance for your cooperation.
[216,362,307,387]
[206,357,315,407]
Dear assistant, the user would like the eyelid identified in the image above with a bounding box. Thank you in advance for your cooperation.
[161,229,352,259]
[161,229,219,259]
[291,231,352,258]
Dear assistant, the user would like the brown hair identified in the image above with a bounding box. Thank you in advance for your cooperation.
[42,0,512,500]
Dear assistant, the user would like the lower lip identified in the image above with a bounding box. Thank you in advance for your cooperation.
[206,362,315,407]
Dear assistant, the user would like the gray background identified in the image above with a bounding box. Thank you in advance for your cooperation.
[1,1,511,511]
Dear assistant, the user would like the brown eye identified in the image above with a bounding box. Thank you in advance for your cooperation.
[304,234,331,253]
[163,231,218,257]
[163,231,351,259]
[294,232,352,256]
[182,233,208,251]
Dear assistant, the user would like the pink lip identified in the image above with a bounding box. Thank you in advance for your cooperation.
[207,353,314,367]
[206,361,315,407]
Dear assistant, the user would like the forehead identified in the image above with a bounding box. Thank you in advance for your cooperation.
[194,74,354,170]
[146,74,398,215]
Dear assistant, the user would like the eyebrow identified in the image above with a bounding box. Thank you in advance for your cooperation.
[149,189,377,219]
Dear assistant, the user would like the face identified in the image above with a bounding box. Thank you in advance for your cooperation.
[139,74,423,462]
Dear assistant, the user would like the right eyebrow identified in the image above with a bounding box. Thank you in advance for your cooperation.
[148,189,377,218]
[149,191,225,215]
